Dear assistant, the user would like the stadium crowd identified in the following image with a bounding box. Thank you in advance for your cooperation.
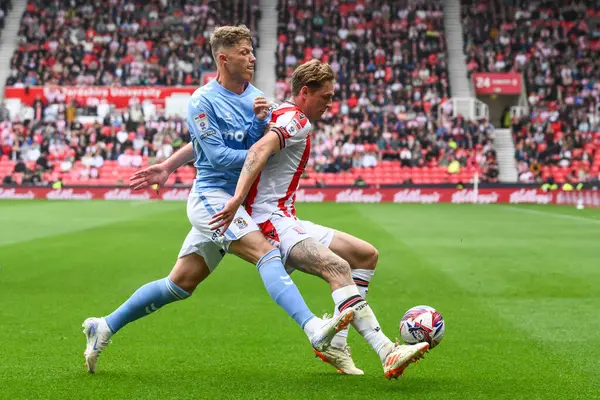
[3,0,598,187]
[0,96,499,186]
[0,0,498,187]
[462,0,600,183]
[0,99,192,186]
[7,0,260,87]
[272,0,495,183]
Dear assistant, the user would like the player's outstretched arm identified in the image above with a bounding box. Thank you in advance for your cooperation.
[209,130,282,233]
[129,143,194,191]
[162,142,195,172]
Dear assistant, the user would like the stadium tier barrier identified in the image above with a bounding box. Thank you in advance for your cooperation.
[0,186,598,208]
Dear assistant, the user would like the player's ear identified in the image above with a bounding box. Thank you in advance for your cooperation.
[218,52,228,65]
[301,86,309,98]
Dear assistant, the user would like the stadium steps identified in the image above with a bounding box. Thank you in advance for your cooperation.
[254,0,278,100]
[495,129,518,183]
[0,0,28,100]
[443,0,472,97]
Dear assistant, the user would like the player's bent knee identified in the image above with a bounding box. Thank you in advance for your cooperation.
[229,231,276,265]
[353,243,378,271]
[364,246,379,270]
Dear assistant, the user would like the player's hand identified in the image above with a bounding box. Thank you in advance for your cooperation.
[253,96,271,121]
[209,197,242,235]
[129,164,169,192]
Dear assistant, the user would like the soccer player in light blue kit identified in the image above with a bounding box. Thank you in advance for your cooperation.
[81,26,354,374]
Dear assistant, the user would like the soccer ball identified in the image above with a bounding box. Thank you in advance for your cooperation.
[400,305,445,348]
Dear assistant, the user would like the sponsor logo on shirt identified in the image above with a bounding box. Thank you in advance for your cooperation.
[285,118,302,136]
[200,129,216,140]
[223,130,246,142]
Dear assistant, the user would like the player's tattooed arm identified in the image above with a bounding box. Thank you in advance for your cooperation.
[231,130,282,203]
[209,130,282,233]
[287,239,353,287]
[242,149,259,175]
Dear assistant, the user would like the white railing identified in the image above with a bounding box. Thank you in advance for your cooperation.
[510,106,528,120]
[439,97,489,123]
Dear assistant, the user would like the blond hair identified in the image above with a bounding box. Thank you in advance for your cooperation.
[210,25,253,60]
[291,59,335,96]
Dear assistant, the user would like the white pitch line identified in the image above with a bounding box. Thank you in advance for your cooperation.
[501,205,600,225]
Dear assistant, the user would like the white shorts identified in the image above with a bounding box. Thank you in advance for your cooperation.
[178,190,259,272]
[258,211,335,268]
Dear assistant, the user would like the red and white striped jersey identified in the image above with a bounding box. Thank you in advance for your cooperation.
[245,102,311,223]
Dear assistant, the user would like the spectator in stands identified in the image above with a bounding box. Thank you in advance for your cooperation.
[52,176,63,189]
[448,156,461,175]
[66,101,77,126]
[32,95,44,122]
[35,151,50,171]
[126,98,144,132]
[21,169,42,185]
[353,175,367,187]
[481,150,500,183]
[13,159,26,173]
[2,173,16,186]
[361,152,378,168]
[0,101,10,122]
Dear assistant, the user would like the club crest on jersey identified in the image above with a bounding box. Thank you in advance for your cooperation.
[194,112,210,131]
[234,217,248,230]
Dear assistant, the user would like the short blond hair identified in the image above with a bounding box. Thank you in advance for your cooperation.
[291,59,335,96]
[210,25,253,60]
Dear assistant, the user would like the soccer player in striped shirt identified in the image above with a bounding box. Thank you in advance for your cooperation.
[210,60,429,379]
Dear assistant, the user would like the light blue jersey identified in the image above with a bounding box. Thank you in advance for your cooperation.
[187,79,269,195]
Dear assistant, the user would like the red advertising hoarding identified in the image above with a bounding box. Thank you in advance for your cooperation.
[473,73,522,95]
[4,86,198,108]
[0,187,598,208]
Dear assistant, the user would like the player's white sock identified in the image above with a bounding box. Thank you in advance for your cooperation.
[331,269,375,348]
[302,316,322,338]
[332,285,393,363]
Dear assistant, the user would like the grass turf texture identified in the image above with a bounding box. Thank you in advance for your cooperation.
[0,200,598,399]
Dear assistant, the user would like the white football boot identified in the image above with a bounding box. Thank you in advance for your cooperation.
[82,317,113,373]
[383,342,429,379]
[309,309,355,352]
[314,346,364,375]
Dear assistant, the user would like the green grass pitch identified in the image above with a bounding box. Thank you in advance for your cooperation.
[0,200,599,399]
